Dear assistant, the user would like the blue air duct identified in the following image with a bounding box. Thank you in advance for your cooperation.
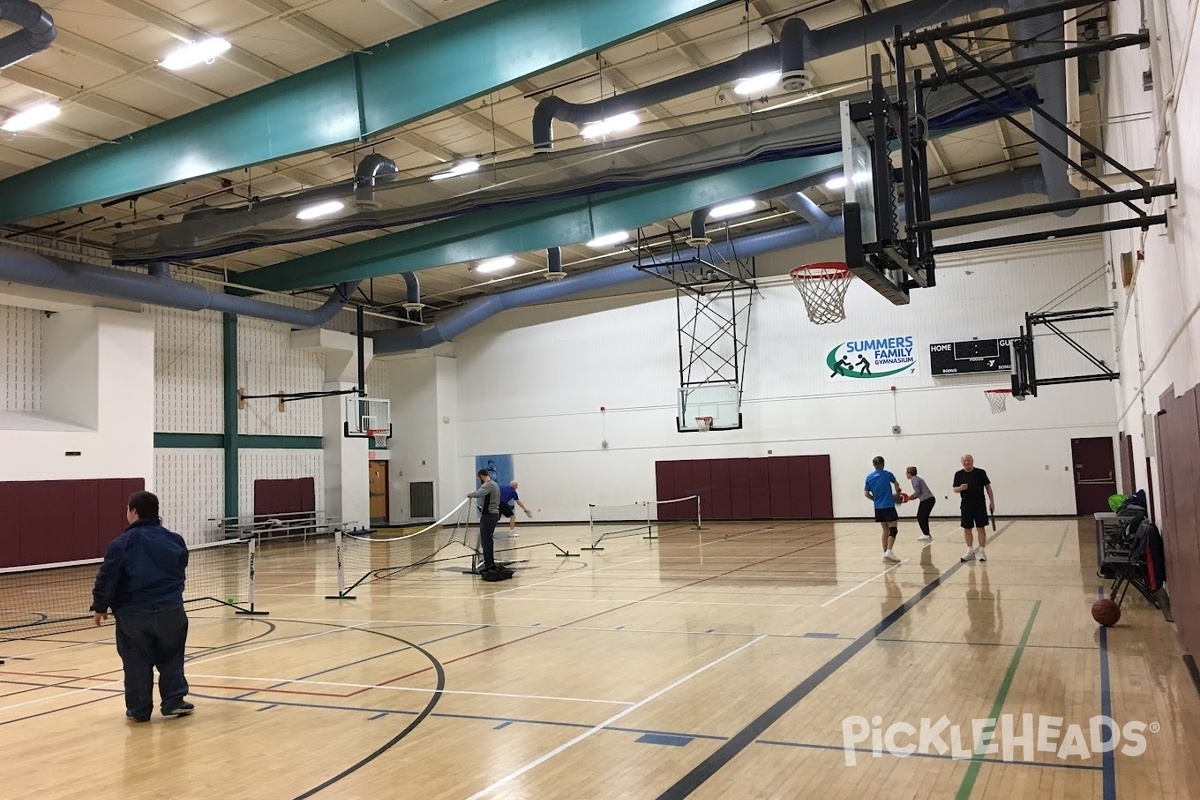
[0,0,55,69]
[532,0,1074,212]
[372,169,1047,354]
[0,248,359,328]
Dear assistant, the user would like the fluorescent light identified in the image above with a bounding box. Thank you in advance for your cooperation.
[733,71,782,96]
[586,231,629,248]
[1,103,60,132]
[476,256,516,274]
[161,37,232,71]
[825,175,847,190]
[709,199,756,220]
[581,112,639,140]
[430,160,480,181]
[295,200,345,221]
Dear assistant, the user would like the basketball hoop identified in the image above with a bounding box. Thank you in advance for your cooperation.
[789,262,853,324]
[984,388,1011,414]
[367,428,389,448]
[695,416,713,432]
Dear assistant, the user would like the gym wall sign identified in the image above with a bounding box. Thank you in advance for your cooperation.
[827,336,917,379]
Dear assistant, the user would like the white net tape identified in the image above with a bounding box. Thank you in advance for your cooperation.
[985,390,1008,414]
[790,263,853,324]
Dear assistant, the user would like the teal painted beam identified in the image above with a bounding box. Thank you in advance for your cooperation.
[240,153,842,291]
[0,0,732,225]
[155,433,224,449]
[223,313,239,520]
[155,433,322,449]
[240,435,324,450]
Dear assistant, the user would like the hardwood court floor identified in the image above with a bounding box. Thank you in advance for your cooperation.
[3,518,1199,799]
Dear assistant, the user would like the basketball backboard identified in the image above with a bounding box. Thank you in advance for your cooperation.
[344,395,391,444]
[678,382,740,432]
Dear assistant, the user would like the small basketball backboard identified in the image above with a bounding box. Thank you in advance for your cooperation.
[344,395,391,445]
[678,382,739,432]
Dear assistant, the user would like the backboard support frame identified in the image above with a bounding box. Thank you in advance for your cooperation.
[1010,306,1119,398]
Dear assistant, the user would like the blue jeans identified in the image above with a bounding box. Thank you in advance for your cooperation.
[114,603,189,717]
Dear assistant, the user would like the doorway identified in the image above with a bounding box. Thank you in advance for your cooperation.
[369,461,389,524]
[1071,436,1117,515]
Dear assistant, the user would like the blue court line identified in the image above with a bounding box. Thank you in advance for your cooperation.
[187,689,1111,776]
[756,738,1104,772]
[802,632,840,639]
[876,637,1098,651]
[369,712,389,721]
[1097,587,1116,800]
[637,733,693,747]
[256,704,277,712]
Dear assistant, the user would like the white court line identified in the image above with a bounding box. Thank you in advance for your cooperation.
[819,561,906,608]
[185,673,633,706]
[463,633,767,800]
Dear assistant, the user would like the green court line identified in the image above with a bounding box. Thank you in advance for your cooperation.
[1054,523,1072,558]
[955,599,1042,800]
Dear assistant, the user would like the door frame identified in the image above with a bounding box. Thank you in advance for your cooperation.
[368,460,389,524]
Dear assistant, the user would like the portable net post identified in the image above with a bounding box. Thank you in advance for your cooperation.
[789,262,853,324]
[235,535,269,616]
[324,526,355,600]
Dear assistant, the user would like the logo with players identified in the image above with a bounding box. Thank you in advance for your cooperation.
[827,336,917,379]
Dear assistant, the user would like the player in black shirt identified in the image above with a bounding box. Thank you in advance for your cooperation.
[953,453,994,562]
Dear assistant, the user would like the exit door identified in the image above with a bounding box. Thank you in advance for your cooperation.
[369,461,389,524]
[1072,437,1117,515]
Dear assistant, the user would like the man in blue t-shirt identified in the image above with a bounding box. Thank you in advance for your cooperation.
[864,455,903,562]
[497,480,532,537]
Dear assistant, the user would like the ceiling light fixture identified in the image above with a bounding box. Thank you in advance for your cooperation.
[430,159,481,181]
[580,112,639,140]
[476,256,517,274]
[709,199,757,220]
[295,200,345,221]
[161,37,232,71]
[585,231,630,248]
[733,71,782,96]
[825,175,847,190]
[1,102,60,132]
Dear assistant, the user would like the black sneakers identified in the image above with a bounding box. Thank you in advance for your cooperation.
[479,565,514,582]
[162,701,195,717]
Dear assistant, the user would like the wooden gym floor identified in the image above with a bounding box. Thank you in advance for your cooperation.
[2,517,1199,799]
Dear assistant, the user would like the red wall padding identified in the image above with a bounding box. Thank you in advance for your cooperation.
[253,477,316,519]
[0,477,146,568]
[656,455,834,521]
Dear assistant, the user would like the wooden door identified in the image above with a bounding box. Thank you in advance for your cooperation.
[369,461,389,523]
[1071,436,1117,515]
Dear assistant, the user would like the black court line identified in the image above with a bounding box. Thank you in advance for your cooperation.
[653,522,1014,800]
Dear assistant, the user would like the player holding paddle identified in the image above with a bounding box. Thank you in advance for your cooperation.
[954,453,994,562]
[864,456,904,563]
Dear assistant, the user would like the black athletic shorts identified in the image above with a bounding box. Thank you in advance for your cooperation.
[499,502,515,518]
[961,505,989,529]
[874,507,899,523]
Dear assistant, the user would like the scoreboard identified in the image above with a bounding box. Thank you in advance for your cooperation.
[929,338,1015,375]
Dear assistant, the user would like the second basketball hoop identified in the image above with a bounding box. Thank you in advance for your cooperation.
[790,262,853,324]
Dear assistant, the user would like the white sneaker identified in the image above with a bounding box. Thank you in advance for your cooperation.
[917,534,933,543]
[977,549,987,562]
[960,548,976,562]
[883,550,901,562]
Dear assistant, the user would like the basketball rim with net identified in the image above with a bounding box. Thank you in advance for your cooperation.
[790,261,853,325]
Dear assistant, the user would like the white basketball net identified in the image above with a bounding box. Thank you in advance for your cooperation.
[985,390,1009,414]
[695,416,713,432]
[368,429,389,448]
[790,264,853,324]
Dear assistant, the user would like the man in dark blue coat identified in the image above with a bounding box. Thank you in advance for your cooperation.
[91,490,194,722]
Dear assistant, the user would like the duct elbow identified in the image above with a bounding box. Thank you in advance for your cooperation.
[545,246,564,280]
[354,153,398,210]
[780,18,813,92]
[686,209,711,247]
[0,1,56,68]
[532,97,566,154]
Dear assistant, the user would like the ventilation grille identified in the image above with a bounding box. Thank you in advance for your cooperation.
[409,481,434,519]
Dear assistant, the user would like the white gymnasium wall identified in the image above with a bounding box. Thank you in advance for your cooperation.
[239,449,326,519]
[155,449,224,545]
[445,233,1115,520]
[1099,0,1200,498]
[155,306,223,434]
[237,316,324,437]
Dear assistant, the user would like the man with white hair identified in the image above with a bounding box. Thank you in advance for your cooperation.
[953,453,994,562]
